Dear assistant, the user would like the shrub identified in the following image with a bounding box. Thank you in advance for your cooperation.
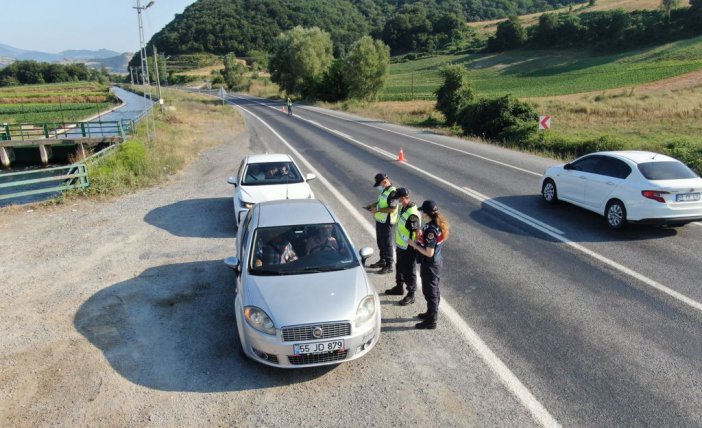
[665,139,702,175]
[434,64,474,126]
[459,94,537,142]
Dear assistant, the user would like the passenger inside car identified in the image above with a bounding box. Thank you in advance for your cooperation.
[254,229,298,266]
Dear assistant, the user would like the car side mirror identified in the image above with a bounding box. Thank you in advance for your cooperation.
[564,163,574,171]
[227,176,238,186]
[224,256,240,271]
[359,247,374,266]
[306,173,317,182]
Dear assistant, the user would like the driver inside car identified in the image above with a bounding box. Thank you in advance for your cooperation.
[305,225,339,255]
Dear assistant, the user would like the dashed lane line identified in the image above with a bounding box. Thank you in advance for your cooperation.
[234,94,702,315]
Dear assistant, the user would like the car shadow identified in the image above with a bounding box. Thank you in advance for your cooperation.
[144,197,236,238]
[74,260,335,392]
[470,195,678,243]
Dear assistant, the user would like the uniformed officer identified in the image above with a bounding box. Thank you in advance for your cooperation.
[408,200,449,329]
[385,187,421,305]
[366,173,398,274]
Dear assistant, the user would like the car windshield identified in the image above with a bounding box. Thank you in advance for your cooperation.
[242,161,303,185]
[638,161,698,180]
[249,223,359,275]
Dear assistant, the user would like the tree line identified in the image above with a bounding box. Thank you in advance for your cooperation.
[0,61,111,87]
[217,27,390,103]
[132,0,584,66]
[488,0,702,52]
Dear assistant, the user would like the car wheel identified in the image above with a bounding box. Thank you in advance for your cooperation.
[605,200,627,230]
[542,179,558,204]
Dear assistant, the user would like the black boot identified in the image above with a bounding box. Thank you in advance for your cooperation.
[417,312,430,319]
[378,265,394,274]
[415,319,437,329]
[384,286,404,296]
[399,293,415,306]
[369,260,386,268]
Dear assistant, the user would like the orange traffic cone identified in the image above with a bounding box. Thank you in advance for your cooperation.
[397,148,406,162]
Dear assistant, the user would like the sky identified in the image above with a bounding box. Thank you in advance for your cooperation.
[1,0,197,54]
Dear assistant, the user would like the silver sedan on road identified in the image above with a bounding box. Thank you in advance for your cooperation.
[225,199,380,368]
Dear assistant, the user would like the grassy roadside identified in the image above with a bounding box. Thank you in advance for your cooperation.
[71,88,244,199]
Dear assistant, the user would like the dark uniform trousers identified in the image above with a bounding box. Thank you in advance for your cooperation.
[395,246,417,293]
[420,261,442,320]
[376,221,394,266]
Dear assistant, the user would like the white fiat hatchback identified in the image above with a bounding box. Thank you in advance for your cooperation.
[224,199,381,368]
[540,151,702,229]
[228,154,316,225]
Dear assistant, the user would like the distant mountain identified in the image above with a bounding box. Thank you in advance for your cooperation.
[0,44,130,73]
[82,53,132,74]
[0,43,121,63]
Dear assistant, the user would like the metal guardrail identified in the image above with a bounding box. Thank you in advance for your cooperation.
[1,121,125,142]
[0,164,89,201]
[119,102,154,136]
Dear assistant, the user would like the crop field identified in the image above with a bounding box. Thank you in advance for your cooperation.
[468,0,663,35]
[0,82,117,124]
[382,35,702,100]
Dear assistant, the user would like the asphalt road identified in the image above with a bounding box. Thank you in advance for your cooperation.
[224,94,702,426]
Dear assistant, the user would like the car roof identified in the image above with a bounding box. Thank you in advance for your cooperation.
[255,199,335,227]
[246,153,293,164]
[591,151,678,164]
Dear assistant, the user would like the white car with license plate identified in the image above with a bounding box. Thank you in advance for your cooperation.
[540,151,702,229]
[224,199,381,368]
[227,154,316,225]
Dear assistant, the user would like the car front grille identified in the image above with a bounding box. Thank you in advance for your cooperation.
[288,350,348,365]
[281,322,351,342]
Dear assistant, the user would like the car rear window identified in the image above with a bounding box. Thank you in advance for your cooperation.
[637,161,698,180]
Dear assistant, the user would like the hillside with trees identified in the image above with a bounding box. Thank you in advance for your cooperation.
[134,0,584,65]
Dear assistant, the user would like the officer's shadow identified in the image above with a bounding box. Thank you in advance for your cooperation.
[381,317,420,332]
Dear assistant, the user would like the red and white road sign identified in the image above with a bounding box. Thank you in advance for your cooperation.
[539,115,551,130]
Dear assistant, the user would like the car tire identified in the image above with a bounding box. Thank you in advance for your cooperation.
[605,200,627,230]
[542,179,558,204]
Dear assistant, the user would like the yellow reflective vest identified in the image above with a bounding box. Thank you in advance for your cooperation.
[395,204,420,249]
[374,186,398,224]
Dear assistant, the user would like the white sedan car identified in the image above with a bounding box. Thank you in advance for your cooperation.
[540,151,702,229]
[224,199,381,368]
[228,154,316,225]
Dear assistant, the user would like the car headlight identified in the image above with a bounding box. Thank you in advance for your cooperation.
[355,295,376,327]
[239,200,254,209]
[244,306,276,335]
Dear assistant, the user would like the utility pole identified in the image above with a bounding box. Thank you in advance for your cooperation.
[134,0,156,144]
[153,45,163,112]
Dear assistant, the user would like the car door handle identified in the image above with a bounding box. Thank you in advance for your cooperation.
[606,181,615,186]
[578,176,587,180]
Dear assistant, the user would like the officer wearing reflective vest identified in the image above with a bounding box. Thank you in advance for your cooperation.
[408,200,449,329]
[385,188,421,305]
[366,173,398,274]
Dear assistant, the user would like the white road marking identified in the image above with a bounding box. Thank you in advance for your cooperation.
[694,222,702,227]
[234,95,702,315]
[302,105,544,177]
[229,97,561,428]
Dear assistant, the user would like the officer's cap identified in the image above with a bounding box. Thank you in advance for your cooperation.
[373,173,388,187]
[418,200,438,213]
[395,187,409,198]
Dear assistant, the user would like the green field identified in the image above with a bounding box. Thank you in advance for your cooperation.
[383,35,702,100]
[0,82,117,124]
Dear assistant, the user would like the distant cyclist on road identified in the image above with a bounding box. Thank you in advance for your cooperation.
[287,97,293,116]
